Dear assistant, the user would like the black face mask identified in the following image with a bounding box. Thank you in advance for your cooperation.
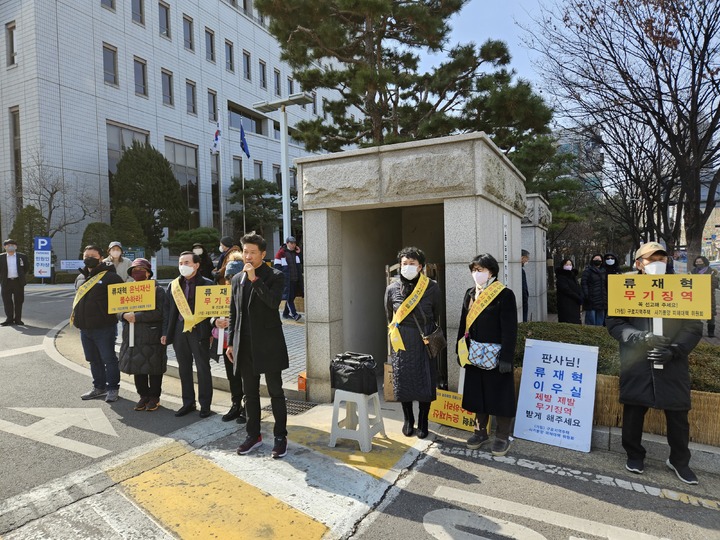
[695,263,705,268]
[592,260,602,266]
[84,257,100,268]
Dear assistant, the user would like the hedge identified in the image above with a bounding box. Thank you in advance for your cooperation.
[516,322,720,393]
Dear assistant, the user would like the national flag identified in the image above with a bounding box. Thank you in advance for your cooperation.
[240,124,251,158]
[211,120,221,155]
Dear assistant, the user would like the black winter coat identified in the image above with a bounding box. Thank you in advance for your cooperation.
[118,285,168,375]
[581,265,607,310]
[456,284,518,417]
[555,268,582,324]
[385,276,441,403]
[72,262,124,329]
[228,263,289,375]
[607,316,702,410]
[162,274,214,344]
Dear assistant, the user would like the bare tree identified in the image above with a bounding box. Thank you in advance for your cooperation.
[529,0,720,259]
[20,149,105,238]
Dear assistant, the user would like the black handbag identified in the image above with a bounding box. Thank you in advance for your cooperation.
[412,311,447,358]
[330,352,378,395]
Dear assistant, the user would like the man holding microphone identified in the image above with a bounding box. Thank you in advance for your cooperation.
[216,233,290,459]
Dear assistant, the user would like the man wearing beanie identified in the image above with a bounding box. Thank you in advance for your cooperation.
[214,236,240,285]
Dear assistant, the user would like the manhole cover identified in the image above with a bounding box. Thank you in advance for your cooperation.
[262,400,318,416]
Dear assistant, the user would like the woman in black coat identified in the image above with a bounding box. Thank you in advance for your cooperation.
[555,258,582,324]
[581,253,607,326]
[118,258,167,411]
[385,246,441,439]
[192,242,216,281]
[456,253,518,456]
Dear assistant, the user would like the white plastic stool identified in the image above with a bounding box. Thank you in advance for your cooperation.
[328,390,386,452]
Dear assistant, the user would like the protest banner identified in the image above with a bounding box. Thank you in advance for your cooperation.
[429,389,476,432]
[608,274,711,320]
[108,281,156,347]
[195,285,232,354]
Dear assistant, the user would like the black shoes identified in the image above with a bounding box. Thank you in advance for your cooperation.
[222,402,242,422]
[199,408,212,418]
[237,434,263,455]
[272,437,288,459]
[15,320,24,326]
[666,459,699,485]
[174,404,197,417]
[625,458,644,474]
[1,320,12,326]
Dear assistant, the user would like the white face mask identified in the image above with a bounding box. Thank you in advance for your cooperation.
[192,248,203,256]
[605,258,615,266]
[110,249,121,258]
[219,245,226,253]
[400,265,419,280]
[178,265,195,277]
[643,261,666,275]
[5,245,16,253]
[563,265,573,271]
[472,271,490,286]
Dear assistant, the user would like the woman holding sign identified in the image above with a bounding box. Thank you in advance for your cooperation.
[118,258,167,412]
[457,253,518,456]
[385,246,442,439]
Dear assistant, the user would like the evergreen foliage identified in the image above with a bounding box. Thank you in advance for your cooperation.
[227,178,282,238]
[79,222,116,257]
[111,206,146,248]
[9,206,48,257]
[164,227,221,256]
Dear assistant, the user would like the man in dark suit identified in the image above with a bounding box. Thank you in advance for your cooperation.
[1,239,29,326]
[161,251,214,418]
[220,232,290,459]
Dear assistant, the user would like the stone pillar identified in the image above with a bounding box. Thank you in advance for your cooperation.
[521,194,551,322]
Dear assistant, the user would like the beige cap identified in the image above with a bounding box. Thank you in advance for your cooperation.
[635,241,667,260]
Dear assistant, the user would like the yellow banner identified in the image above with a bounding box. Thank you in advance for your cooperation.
[194,285,232,318]
[608,274,711,319]
[457,280,505,367]
[107,281,156,314]
[429,389,477,432]
[388,273,429,352]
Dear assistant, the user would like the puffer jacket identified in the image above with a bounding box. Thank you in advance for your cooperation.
[581,264,607,310]
[118,285,168,375]
[385,276,441,402]
[72,262,124,329]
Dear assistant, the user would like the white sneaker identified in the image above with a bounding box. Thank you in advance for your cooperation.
[105,389,119,402]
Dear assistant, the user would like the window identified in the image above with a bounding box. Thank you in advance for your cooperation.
[312,92,317,115]
[165,139,200,229]
[183,16,193,50]
[132,0,144,24]
[102,43,118,85]
[287,77,294,95]
[107,122,149,201]
[6,22,16,67]
[273,164,281,189]
[211,153,221,230]
[208,90,218,121]
[254,161,263,180]
[10,107,21,213]
[259,60,267,89]
[229,106,264,135]
[274,69,281,96]
[186,80,197,114]
[205,28,215,62]
[273,121,281,140]
[242,51,251,80]
[161,69,173,105]
[242,0,252,16]
[134,57,147,96]
[225,40,234,72]
[233,156,243,181]
[101,0,115,10]
[159,2,170,38]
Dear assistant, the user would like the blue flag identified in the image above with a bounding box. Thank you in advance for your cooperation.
[240,124,251,158]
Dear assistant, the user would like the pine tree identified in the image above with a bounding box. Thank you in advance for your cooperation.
[111,206,146,248]
[227,178,282,238]
[9,206,48,257]
[79,222,116,257]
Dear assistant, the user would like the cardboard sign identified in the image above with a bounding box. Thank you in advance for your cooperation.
[514,339,598,452]
[194,285,231,318]
[429,389,476,432]
[608,274,711,319]
[107,281,156,314]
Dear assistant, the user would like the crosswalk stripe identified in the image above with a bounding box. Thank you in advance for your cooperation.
[0,345,45,359]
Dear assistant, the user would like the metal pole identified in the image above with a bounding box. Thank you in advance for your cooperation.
[280,105,291,241]
[242,160,246,233]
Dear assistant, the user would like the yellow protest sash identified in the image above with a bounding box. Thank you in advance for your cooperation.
[457,280,505,367]
[70,271,107,324]
[171,277,206,332]
[388,273,430,352]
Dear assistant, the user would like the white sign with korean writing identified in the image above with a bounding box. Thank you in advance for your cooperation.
[34,250,52,278]
[514,339,598,452]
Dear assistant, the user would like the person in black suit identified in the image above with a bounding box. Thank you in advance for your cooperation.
[161,251,214,418]
[219,232,290,459]
[1,239,29,326]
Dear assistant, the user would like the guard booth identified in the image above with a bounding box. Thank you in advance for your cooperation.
[296,132,547,403]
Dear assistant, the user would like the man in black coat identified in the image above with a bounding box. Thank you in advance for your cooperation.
[521,250,530,322]
[0,239,29,326]
[222,233,290,459]
[607,242,703,485]
[161,251,214,418]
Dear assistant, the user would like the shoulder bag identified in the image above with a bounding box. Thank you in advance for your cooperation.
[412,310,447,359]
[467,340,502,370]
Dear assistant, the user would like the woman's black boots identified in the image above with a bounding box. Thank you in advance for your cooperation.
[401,401,415,436]
[417,402,431,439]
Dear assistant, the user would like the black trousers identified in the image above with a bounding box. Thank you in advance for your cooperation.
[622,404,691,467]
[1,279,24,322]
[172,325,213,409]
[238,337,287,439]
[223,352,244,403]
[134,374,163,398]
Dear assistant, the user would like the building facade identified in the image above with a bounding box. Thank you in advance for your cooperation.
[0,0,331,261]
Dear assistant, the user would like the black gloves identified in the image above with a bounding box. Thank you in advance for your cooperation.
[643,332,671,348]
[648,347,674,365]
[498,359,513,374]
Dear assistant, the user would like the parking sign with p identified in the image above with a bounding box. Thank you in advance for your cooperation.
[34,237,52,251]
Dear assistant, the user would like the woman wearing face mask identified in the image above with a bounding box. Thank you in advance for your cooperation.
[104,242,133,283]
[581,253,608,326]
[555,258,582,324]
[118,259,168,411]
[385,246,442,439]
[192,242,215,281]
[691,256,718,338]
[457,253,518,456]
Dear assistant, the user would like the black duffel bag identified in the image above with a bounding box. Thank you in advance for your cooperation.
[330,352,378,395]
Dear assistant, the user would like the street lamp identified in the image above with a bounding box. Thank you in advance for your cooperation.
[253,92,313,241]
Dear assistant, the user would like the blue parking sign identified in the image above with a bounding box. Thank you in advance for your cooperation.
[34,237,52,251]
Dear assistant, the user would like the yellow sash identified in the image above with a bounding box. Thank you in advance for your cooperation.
[457,280,505,367]
[388,273,430,352]
[171,277,206,332]
[70,271,107,324]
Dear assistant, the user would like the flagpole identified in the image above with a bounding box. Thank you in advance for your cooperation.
[218,109,225,236]
[242,157,247,234]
